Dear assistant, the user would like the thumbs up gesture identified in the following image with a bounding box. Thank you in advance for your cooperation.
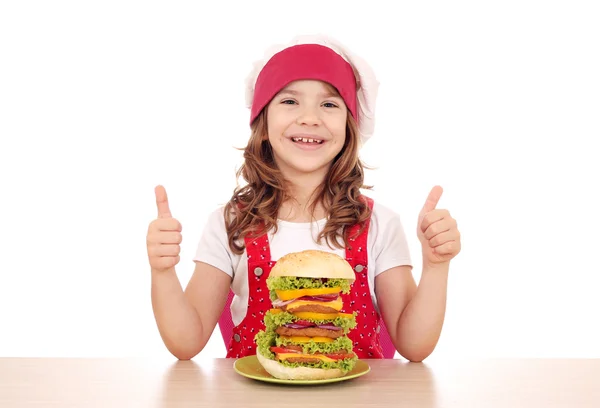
[146,185,183,271]
[417,186,461,267]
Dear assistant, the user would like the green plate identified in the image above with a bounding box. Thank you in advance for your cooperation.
[233,355,370,385]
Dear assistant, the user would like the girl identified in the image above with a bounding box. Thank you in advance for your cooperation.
[147,35,461,362]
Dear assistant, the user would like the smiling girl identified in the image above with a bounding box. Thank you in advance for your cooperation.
[147,35,462,362]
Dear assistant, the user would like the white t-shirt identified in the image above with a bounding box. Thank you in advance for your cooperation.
[193,201,413,326]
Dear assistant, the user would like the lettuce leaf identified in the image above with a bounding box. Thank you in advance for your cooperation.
[255,327,358,374]
[254,330,276,359]
[276,335,353,355]
[267,277,351,300]
[265,310,357,333]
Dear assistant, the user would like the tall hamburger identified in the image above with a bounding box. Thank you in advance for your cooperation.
[254,250,358,380]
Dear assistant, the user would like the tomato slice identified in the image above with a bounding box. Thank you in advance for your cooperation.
[324,353,356,360]
[292,320,315,327]
[270,347,301,354]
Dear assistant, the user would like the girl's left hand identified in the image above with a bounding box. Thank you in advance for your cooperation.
[417,186,461,267]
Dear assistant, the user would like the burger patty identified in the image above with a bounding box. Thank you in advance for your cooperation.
[276,327,343,339]
[277,349,353,364]
[285,357,323,364]
[283,304,340,314]
[277,346,351,355]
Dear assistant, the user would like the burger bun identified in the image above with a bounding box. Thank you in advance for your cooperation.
[256,349,347,380]
[269,250,355,282]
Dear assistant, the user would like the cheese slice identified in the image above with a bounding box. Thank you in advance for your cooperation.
[292,311,354,320]
[276,287,341,301]
[276,353,336,363]
[286,296,343,312]
[268,309,354,321]
[279,335,334,343]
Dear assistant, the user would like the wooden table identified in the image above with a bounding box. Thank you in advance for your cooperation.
[1,358,598,407]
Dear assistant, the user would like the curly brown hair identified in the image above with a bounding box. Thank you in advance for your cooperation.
[223,91,373,255]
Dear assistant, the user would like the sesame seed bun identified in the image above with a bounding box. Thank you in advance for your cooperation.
[269,250,355,283]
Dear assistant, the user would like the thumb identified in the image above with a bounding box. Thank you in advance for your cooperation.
[419,185,443,217]
[155,185,172,219]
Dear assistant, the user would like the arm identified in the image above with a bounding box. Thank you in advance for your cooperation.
[151,261,231,360]
[376,185,461,362]
[375,264,448,362]
[149,186,234,360]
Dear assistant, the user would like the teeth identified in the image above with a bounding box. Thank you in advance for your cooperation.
[292,137,323,144]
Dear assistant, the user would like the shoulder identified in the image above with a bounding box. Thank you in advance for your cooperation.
[363,196,403,226]
[364,197,413,273]
[365,197,410,241]
[203,203,237,229]
[194,205,239,277]
[371,199,401,222]
[200,205,226,231]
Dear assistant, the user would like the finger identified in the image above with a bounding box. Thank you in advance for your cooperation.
[157,232,183,245]
[433,241,459,255]
[420,209,450,234]
[154,256,180,270]
[155,185,172,219]
[428,229,460,248]
[156,244,181,257]
[148,244,178,258]
[155,218,182,232]
[422,214,454,239]
[419,185,443,218]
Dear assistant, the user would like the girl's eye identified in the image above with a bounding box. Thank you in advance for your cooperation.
[323,102,338,108]
[281,99,296,105]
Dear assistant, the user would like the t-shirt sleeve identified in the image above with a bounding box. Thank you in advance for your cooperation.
[193,207,235,277]
[371,202,413,276]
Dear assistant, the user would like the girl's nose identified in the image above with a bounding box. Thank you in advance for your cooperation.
[295,106,322,126]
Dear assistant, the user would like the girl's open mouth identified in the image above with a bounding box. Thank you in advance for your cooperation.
[291,137,324,144]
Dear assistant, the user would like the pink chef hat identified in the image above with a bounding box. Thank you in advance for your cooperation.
[245,34,379,146]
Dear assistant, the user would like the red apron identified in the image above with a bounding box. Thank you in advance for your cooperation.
[224,197,395,359]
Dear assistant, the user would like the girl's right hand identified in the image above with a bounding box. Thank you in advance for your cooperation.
[147,185,183,272]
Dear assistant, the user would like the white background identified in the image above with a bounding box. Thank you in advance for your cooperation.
[1,1,599,362]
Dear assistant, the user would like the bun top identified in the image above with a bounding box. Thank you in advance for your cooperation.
[270,250,356,282]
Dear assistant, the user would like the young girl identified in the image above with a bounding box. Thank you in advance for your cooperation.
[147,35,461,362]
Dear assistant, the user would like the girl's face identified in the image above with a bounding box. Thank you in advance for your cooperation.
[266,80,348,180]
